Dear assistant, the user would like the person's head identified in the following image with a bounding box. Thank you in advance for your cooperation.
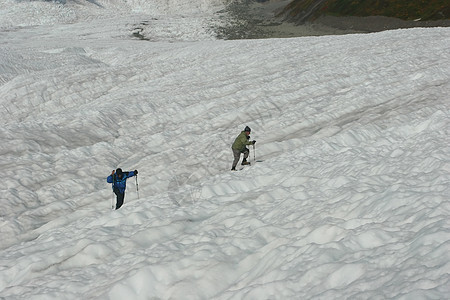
[116,168,123,179]
[244,126,251,136]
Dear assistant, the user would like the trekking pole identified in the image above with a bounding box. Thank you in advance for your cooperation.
[253,144,256,163]
[111,172,115,210]
[135,175,140,199]
[111,192,115,210]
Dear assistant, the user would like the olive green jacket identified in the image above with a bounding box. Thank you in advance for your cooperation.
[232,131,252,152]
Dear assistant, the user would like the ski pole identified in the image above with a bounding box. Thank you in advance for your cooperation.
[135,175,140,199]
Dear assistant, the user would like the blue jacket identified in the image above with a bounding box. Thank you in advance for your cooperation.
[107,171,136,194]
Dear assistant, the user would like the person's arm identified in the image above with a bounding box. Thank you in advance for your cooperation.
[242,135,254,146]
[126,170,138,178]
[107,170,115,183]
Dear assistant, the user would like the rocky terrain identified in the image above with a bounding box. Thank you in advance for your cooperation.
[217,0,450,39]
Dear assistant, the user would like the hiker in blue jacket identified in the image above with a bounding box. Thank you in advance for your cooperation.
[107,168,138,209]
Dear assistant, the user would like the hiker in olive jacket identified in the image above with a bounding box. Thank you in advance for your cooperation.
[231,126,256,171]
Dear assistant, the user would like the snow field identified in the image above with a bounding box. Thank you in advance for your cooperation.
[0,1,449,298]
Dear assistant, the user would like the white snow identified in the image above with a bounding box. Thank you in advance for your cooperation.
[1,0,449,299]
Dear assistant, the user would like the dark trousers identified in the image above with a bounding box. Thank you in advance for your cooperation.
[232,148,249,169]
[113,188,125,210]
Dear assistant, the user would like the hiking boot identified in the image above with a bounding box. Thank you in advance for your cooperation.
[241,159,250,166]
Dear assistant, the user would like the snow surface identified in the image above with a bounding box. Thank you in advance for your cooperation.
[1,0,450,299]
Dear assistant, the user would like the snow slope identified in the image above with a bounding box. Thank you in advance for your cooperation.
[0,0,449,298]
